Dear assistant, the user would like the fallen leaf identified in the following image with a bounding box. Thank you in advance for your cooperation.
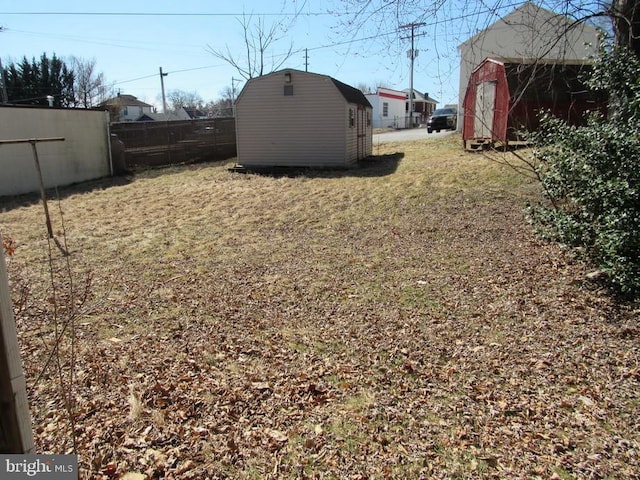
[266,428,288,443]
[174,460,196,475]
[251,381,272,391]
[121,473,147,480]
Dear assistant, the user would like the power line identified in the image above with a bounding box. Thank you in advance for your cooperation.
[0,11,332,17]
[112,65,225,87]
[6,27,207,51]
[110,5,522,87]
[3,1,531,99]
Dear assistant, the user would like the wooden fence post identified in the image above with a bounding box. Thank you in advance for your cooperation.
[0,233,34,453]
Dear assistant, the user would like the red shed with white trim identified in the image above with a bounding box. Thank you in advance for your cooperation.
[462,57,606,150]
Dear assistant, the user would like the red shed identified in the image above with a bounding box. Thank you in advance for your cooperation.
[462,57,606,150]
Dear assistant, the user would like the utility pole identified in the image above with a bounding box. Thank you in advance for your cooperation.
[304,49,309,72]
[400,22,425,128]
[159,67,168,114]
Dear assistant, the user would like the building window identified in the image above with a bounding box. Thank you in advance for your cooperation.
[382,102,389,117]
[123,106,128,116]
[367,111,371,126]
[284,85,294,96]
[349,108,356,127]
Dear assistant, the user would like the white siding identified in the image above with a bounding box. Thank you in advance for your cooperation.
[365,88,406,129]
[121,104,153,122]
[0,107,111,196]
[237,72,348,167]
[457,3,599,129]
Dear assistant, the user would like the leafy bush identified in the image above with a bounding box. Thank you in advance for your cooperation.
[529,46,640,296]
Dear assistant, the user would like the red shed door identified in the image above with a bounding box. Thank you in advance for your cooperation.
[474,81,496,138]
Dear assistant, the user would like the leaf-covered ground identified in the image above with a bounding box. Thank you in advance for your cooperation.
[1,134,638,479]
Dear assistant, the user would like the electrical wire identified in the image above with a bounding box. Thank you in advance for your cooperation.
[0,11,331,17]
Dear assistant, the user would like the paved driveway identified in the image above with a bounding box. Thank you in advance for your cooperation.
[373,127,456,143]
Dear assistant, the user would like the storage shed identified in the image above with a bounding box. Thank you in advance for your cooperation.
[457,2,600,131]
[462,57,606,150]
[235,69,372,168]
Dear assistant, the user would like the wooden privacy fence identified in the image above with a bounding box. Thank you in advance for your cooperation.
[110,117,236,169]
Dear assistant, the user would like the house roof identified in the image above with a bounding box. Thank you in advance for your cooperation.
[483,56,596,66]
[458,2,595,49]
[182,107,206,119]
[100,94,154,108]
[403,89,439,104]
[330,77,372,108]
[240,69,372,108]
[135,111,182,121]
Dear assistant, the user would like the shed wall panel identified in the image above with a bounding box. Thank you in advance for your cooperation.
[237,73,351,167]
[236,70,372,168]
[0,107,111,196]
[365,92,405,129]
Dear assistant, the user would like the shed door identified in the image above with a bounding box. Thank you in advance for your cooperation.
[474,81,496,138]
[357,106,366,159]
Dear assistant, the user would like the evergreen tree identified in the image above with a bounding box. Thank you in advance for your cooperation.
[2,53,75,107]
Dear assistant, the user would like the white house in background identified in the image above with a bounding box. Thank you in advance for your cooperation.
[365,87,407,129]
[235,69,372,168]
[403,89,438,125]
[457,2,600,129]
[99,93,155,122]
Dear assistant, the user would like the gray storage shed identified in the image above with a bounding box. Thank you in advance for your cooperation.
[235,69,372,168]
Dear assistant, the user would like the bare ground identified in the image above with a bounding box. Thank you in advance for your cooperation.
[1,134,638,479]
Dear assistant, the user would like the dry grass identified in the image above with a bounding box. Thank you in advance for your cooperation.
[1,133,638,479]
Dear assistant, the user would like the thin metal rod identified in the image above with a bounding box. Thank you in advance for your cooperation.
[29,141,54,239]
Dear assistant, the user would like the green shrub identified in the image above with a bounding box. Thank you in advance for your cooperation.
[528,46,640,296]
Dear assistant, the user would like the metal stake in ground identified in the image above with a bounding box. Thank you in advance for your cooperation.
[29,140,55,238]
[0,137,64,239]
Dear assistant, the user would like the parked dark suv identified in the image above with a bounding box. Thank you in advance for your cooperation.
[426,108,457,133]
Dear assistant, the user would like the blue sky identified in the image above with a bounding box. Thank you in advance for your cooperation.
[0,1,589,109]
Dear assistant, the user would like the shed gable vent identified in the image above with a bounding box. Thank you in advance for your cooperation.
[284,85,294,96]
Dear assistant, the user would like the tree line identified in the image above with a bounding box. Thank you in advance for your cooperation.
[0,53,236,115]
[0,53,110,108]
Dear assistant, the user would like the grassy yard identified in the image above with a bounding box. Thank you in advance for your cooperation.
[1,134,638,479]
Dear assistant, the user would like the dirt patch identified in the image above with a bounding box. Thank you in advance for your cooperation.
[1,133,638,479]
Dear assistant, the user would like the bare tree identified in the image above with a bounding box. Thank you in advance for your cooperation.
[611,0,640,53]
[70,57,110,108]
[206,12,296,79]
[356,80,389,93]
[219,85,235,105]
[325,2,619,71]
[167,89,203,112]
[203,86,236,117]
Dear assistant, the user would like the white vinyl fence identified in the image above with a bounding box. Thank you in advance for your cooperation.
[0,105,112,197]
